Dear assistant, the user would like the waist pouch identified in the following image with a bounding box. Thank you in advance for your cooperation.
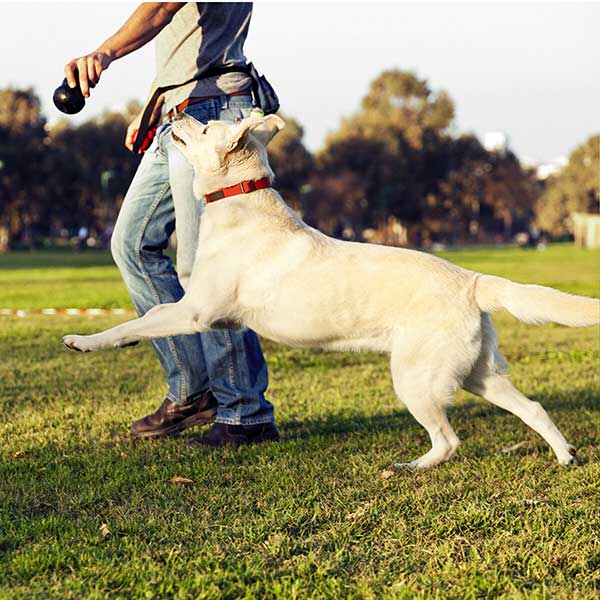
[202,63,280,115]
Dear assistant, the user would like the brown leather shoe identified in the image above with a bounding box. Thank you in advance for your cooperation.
[130,390,217,439]
[185,421,280,448]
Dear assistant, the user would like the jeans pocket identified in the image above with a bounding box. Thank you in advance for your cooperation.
[149,122,171,157]
[219,98,254,123]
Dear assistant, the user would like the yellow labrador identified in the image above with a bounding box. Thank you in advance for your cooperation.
[64,113,599,469]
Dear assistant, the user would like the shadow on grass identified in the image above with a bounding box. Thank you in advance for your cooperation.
[283,385,598,435]
[3,387,597,489]
[3,387,597,540]
[457,387,599,417]
[281,409,415,439]
[4,385,597,445]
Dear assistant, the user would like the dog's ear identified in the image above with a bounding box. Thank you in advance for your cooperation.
[249,114,286,147]
[224,114,285,153]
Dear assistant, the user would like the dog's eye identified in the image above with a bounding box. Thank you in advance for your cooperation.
[202,126,209,135]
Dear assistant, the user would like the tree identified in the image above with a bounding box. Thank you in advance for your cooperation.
[316,70,540,244]
[479,151,539,239]
[316,70,455,230]
[358,69,454,151]
[433,137,539,243]
[305,170,369,235]
[0,87,142,251]
[0,88,48,250]
[46,103,141,234]
[425,135,489,242]
[535,135,600,237]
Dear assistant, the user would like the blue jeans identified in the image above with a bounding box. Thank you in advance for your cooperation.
[111,94,274,425]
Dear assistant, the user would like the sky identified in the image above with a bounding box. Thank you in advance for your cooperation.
[0,1,598,164]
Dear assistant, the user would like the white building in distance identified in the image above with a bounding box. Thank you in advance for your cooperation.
[483,131,509,153]
[482,131,568,180]
[536,156,568,180]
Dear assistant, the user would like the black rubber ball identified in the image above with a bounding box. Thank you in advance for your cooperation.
[53,78,85,114]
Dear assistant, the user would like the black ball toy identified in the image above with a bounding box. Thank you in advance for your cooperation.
[53,77,86,114]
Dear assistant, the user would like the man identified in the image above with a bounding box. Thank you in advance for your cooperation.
[64,2,278,446]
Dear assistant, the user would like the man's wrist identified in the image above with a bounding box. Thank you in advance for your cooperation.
[96,44,116,62]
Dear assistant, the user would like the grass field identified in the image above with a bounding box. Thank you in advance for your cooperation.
[0,245,599,599]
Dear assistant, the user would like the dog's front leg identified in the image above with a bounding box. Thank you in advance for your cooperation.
[63,302,200,352]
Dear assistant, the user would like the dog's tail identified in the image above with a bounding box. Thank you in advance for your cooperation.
[474,274,600,327]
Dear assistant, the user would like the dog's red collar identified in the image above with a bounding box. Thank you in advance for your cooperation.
[205,177,271,204]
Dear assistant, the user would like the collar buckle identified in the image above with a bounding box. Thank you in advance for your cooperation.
[241,180,256,193]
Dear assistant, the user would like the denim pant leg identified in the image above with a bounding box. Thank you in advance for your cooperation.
[111,126,211,403]
[112,95,274,425]
[165,96,274,425]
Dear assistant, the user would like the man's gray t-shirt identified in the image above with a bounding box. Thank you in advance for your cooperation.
[154,2,254,113]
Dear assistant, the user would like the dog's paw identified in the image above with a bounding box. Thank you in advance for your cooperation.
[394,458,436,471]
[558,445,579,467]
[62,334,95,352]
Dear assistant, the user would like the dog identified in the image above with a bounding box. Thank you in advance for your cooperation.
[63,113,600,469]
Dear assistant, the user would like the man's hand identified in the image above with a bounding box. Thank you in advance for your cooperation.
[125,94,164,153]
[64,51,113,98]
[125,111,144,152]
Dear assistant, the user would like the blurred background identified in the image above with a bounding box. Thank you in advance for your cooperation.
[0,1,598,253]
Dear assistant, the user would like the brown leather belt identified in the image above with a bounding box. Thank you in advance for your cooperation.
[167,88,251,120]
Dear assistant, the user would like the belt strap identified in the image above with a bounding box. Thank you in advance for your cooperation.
[205,177,271,204]
[167,89,251,120]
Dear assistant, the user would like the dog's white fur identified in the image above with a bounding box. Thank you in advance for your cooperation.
[64,113,600,469]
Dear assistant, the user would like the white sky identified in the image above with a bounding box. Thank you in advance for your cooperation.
[0,1,598,163]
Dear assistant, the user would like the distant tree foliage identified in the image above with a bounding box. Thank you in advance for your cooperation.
[0,88,48,251]
[535,135,600,236]
[311,70,538,243]
[0,75,594,252]
[265,113,313,213]
[0,88,141,251]
[316,70,455,228]
[47,101,142,232]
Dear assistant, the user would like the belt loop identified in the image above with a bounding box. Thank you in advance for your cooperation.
[220,95,228,110]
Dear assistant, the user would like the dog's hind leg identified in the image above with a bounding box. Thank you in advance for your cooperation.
[390,345,462,470]
[63,301,199,352]
[463,315,577,466]
[465,371,577,465]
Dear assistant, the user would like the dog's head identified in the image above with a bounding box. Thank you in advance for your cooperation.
[170,112,285,196]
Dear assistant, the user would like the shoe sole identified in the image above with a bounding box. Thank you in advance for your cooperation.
[186,430,281,448]
[130,408,217,440]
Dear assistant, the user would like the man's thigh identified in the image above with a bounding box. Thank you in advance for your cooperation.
[165,95,254,289]
[113,124,175,259]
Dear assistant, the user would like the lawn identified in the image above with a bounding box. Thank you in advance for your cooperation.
[0,245,599,599]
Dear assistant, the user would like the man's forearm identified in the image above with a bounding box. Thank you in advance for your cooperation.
[64,2,184,96]
[98,2,184,60]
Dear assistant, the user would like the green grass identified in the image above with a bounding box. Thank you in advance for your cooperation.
[0,250,131,310]
[0,245,599,599]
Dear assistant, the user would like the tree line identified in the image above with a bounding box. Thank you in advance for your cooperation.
[0,70,597,252]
